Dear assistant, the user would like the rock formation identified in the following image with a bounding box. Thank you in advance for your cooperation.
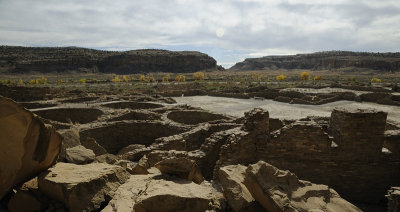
[155,157,204,184]
[230,51,400,72]
[218,165,262,211]
[0,96,62,199]
[102,172,225,212]
[0,46,218,74]
[38,162,130,212]
[243,161,362,212]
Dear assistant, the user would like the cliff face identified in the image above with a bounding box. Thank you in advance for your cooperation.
[229,51,400,72]
[0,46,217,74]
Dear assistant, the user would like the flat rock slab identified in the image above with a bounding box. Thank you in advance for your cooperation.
[38,162,130,212]
[155,157,204,184]
[103,173,224,212]
[0,97,61,199]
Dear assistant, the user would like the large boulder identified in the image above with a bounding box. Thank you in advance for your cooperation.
[38,162,130,212]
[0,97,62,199]
[155,157,204,184]
[102,173,225,212]
[244,161,362,212]
[65,145,96,164]
[218,165,262,212]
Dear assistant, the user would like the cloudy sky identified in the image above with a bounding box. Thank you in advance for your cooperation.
[0,0,399,67]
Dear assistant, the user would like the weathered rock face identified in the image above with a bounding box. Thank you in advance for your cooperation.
[102,173,225,212]
[0,97,62,199]
[99,49,217,74]
[155,158,204,184]
[38,162,130,212]
[387,187,400,212]
[244,161,362,212]
[218,165,261,212]
[230,51,400,72]
[0,46,218,74]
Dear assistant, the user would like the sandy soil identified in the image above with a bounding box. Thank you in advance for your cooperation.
[174,96,400,122]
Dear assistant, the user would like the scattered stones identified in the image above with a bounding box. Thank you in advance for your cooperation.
[244,161,362,212]
[0,97,62,199]
[38,162,130,212]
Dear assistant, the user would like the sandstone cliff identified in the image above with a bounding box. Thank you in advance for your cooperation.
[0,46,218,74]
[230,51,400,72]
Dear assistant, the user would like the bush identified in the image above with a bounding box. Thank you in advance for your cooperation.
[28,79,38,84]
[162,74,171,83]
[371,78,382,83]
[139,75,147,82]
[17,79,24,85]
[112,76,122,83]
[0,79,12,85]
[193,72,205,81]
[39,77,47,84]
[57,79,63,84]
[314,75,322,80]
[276,75,287,81]
[175,74,186,82]
[299,72,310,80]
[147,75,157,83]
[27,77,47,85]
[80,78,87,83]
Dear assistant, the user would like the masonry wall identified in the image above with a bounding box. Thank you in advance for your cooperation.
[216,108,400,207]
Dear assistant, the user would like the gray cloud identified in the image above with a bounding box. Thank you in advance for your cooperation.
[0,0,399,67]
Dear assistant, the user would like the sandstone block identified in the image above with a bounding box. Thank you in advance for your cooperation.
[38,162,130,212]
[0,97,62,199]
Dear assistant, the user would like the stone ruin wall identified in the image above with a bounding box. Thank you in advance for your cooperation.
[216,108,400,205]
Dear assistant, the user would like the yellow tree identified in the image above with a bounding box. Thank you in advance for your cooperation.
[193,72,205,81]
[276,75,287,81]
[299,72,310,80]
